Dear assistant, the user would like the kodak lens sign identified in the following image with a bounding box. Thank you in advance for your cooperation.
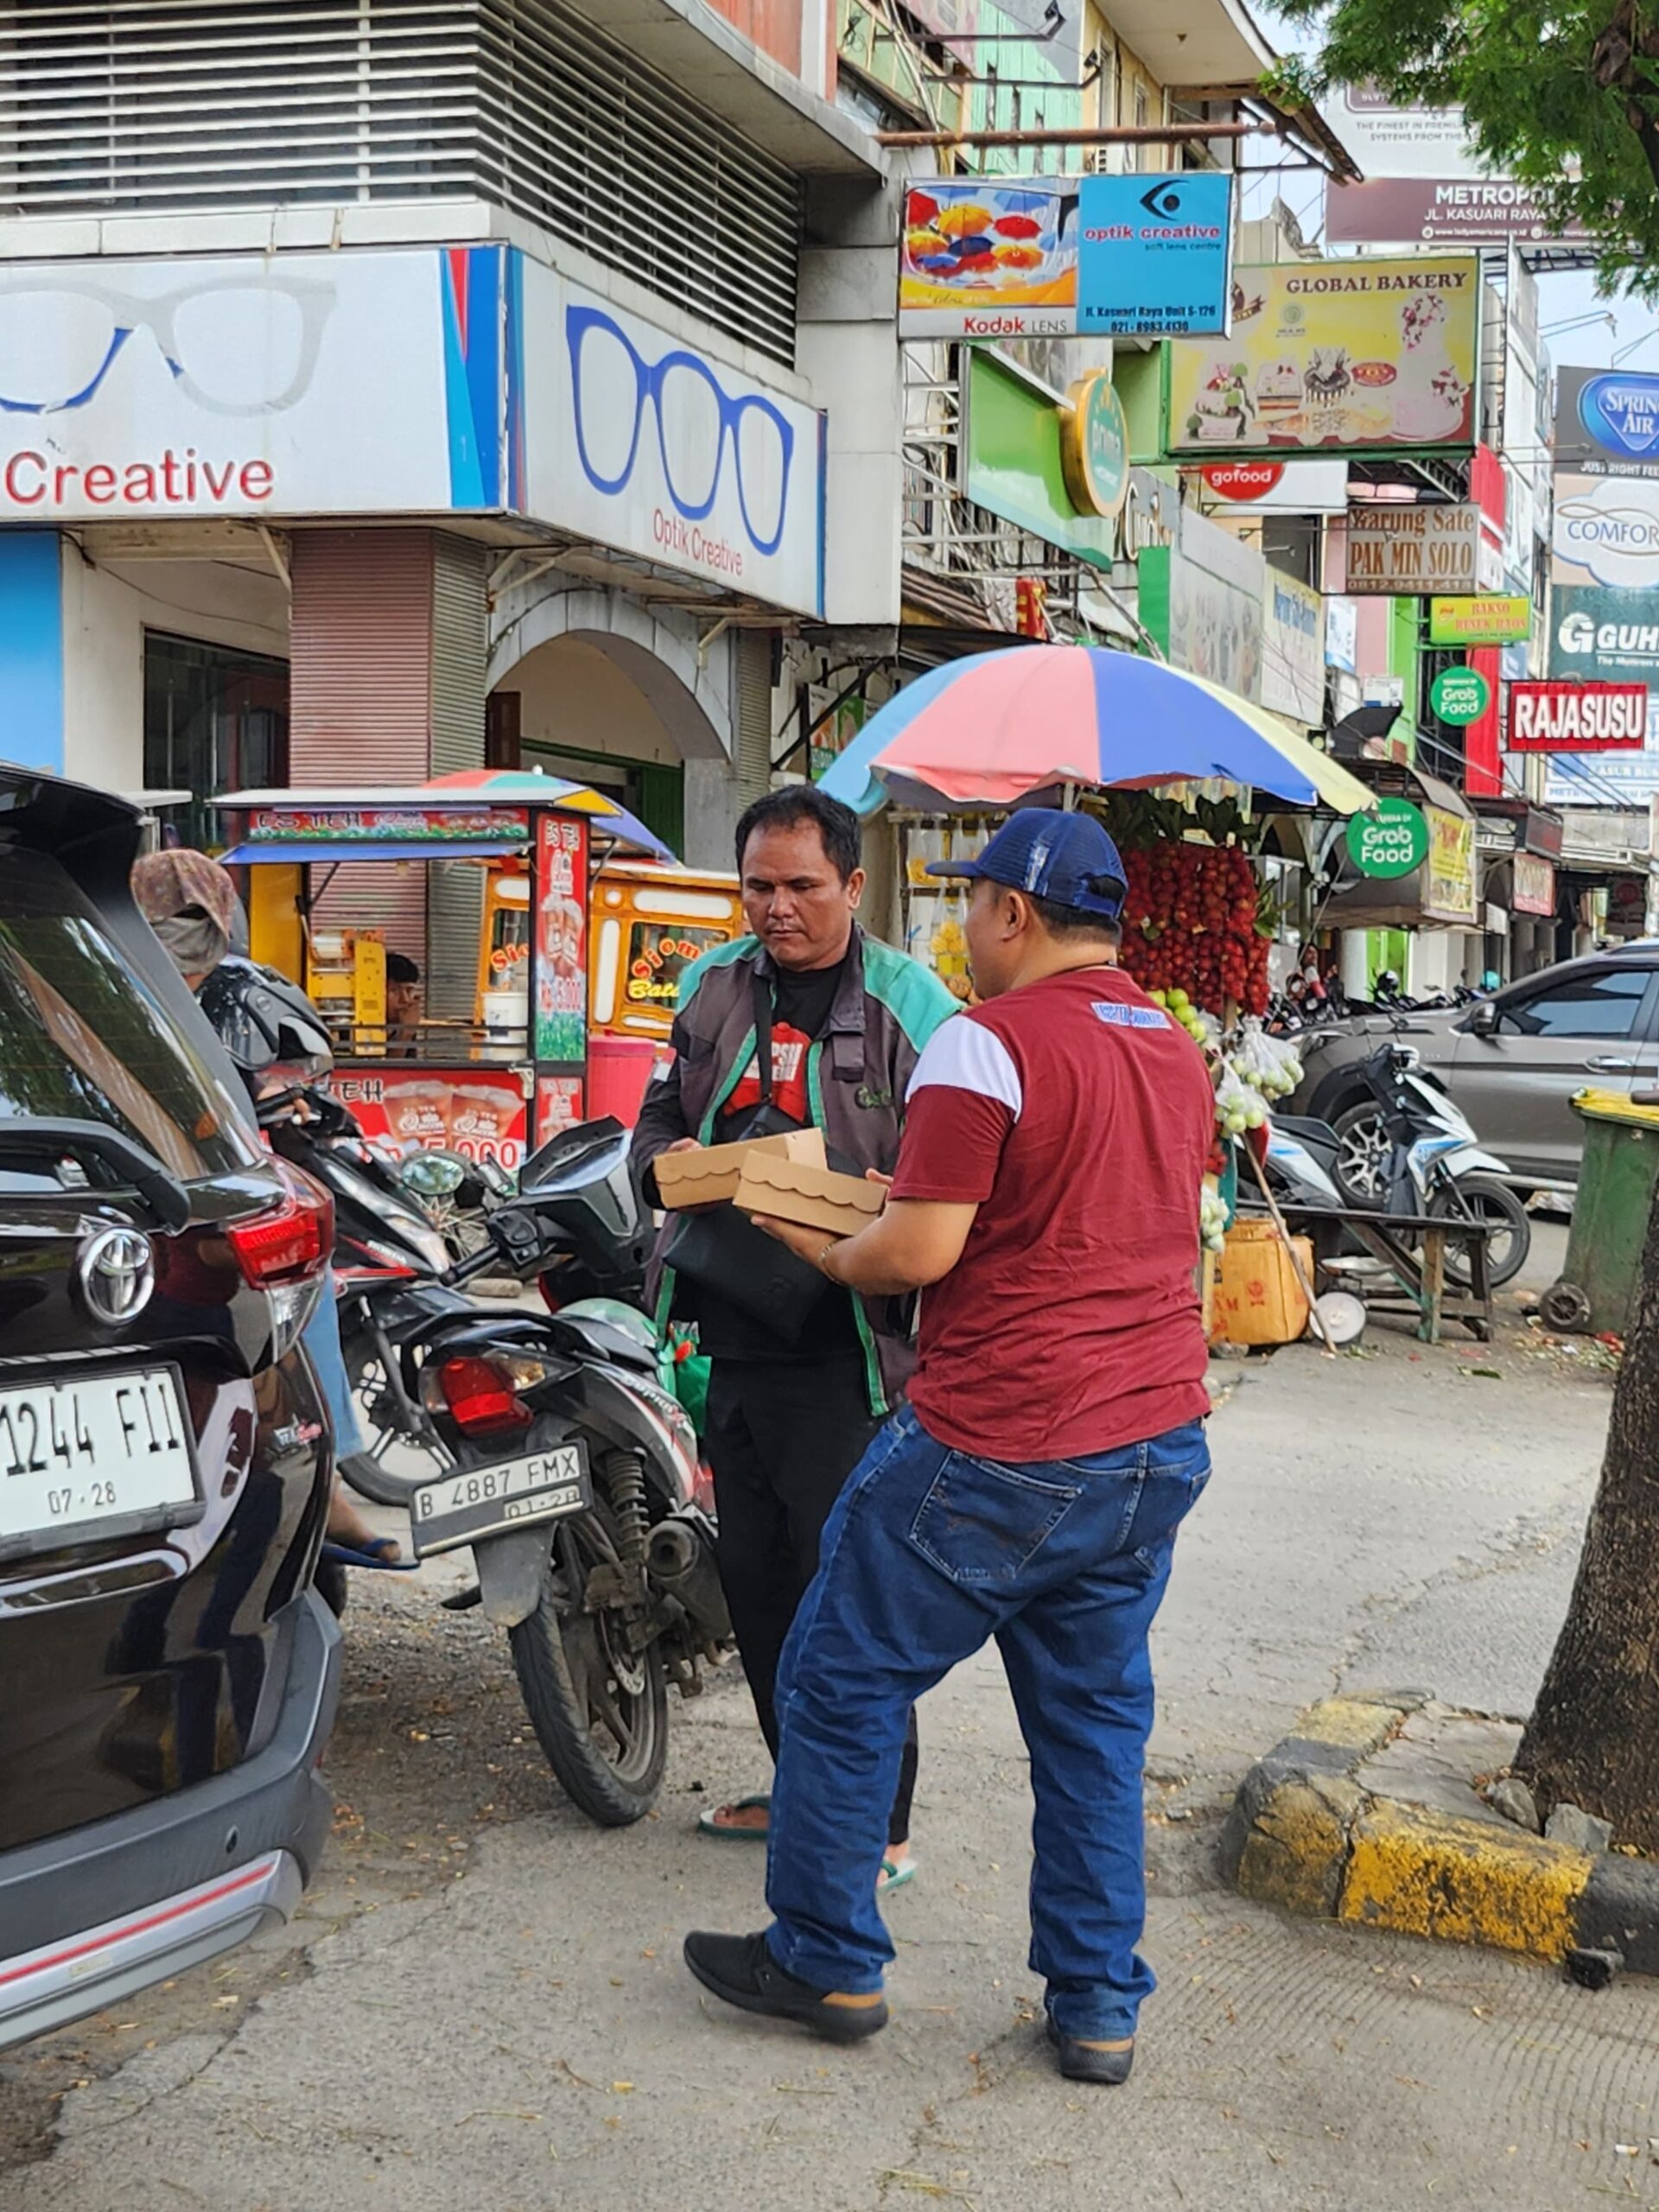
[1506,681,1649,752]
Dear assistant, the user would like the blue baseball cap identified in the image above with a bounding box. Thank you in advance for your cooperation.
[926,809,1128,920]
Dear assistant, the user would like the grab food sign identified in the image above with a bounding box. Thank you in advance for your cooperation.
[1507,681,1649,752]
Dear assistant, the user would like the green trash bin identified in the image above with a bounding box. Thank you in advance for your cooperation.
[1540,1089,1659,1337]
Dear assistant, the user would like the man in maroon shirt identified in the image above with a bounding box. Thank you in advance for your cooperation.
[683,810,1215,2083]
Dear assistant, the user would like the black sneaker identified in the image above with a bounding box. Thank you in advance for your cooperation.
[683,1930,888,2043]
[1046,2013,1135,2085]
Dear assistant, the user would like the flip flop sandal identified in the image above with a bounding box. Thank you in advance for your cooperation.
[696,1793,772,1840]
[321,1539,419,1572]
[878,1857,918,1894]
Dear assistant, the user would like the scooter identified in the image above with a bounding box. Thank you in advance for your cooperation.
[1254,1040,1531,1288]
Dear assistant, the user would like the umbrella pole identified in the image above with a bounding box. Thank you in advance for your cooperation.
[1062,782,1077,812]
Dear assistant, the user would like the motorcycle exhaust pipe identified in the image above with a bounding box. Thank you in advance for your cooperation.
[646,1515,732,1643]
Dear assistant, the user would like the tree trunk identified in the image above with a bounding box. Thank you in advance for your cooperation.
[1517,1178,1659,1847]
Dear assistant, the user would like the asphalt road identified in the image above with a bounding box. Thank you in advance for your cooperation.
[6,1268,1651,2212]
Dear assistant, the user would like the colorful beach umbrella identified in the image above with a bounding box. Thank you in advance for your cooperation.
[817,646,1375,817]
[422,768,675,861]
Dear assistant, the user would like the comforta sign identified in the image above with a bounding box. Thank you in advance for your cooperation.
[0,248,511,519]
[518,264,824,618]
[1507,680,1649,752]
[1552,472,1659,589]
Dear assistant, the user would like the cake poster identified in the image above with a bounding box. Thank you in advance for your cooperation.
[1166,256,1478,455]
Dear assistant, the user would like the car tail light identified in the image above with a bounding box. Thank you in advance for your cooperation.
[425,1354,538,1438]
[227,1162,334,1355]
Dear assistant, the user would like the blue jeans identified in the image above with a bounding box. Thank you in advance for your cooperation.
[764,1402,1211,2043]
[299,1268,365,1461]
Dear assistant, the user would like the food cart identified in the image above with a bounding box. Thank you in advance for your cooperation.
[215,779,741,1173]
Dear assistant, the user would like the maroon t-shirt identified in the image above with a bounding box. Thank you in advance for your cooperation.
[889,965,1213,1461]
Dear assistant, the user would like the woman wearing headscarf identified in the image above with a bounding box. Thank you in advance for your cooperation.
[130,849,399,1563]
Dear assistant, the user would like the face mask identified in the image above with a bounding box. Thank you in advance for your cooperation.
[154,912,229,980]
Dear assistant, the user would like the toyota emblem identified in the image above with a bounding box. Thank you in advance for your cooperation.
[78,1228,156,1326]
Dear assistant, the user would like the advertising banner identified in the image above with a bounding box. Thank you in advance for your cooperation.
[327,1070,529,1178]
[1347,503,1480,594]
[533,813,589,1067]
[899,172,1233,340]
[1136,505,1264,699]
[1195,459,1351,512]
[1552,470,1659,590]
[1325,594,1359,671]
[1507,680,1649,751]
[1427,594,1531,645]
[1325,177,1592,248]
[519,262,825,619]
[1316,86,1484,179]
[245,806,528,846]
[1166,257,1478,456]
[1261,570,1326,724]
[1511,853,1556,915]
[1554,367,1659,478]
[1425,808,1478,922]
[0,246,511,522]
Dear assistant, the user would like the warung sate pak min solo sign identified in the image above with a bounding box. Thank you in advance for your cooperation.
[1346,503,1480,594]
[1507,680,1649,752]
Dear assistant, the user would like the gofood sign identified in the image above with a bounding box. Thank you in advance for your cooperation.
[1507,680,1649,753]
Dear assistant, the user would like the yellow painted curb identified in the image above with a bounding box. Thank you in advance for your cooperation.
[1341,1799,1593,1961]
[1292,1696,1410,1757]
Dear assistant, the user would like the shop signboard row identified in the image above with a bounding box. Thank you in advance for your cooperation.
[0,245,828,619]
[1165,256,1478,459]
[899,171,1235,340]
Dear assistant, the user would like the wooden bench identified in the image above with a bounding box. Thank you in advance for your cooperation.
[1243,1200,1496,1346]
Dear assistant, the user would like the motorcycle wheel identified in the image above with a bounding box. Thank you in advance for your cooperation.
[340,1332,454,1507]
[509,1498,669,1827]
[1333,1103,1389,1205]
[1427,1175,1531,1290]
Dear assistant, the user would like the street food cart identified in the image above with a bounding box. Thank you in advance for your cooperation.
[217,781,742,1170]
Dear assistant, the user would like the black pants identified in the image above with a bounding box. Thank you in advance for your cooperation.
[704,1355,919,1847]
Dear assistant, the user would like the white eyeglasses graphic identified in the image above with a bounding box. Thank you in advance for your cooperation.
[566,303,794,556]
[0,275,335,416]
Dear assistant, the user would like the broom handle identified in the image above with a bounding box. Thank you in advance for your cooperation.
[1243,1144,1338,1357]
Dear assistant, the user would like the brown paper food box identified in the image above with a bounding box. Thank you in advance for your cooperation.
[652,1126,826,1210]
[733,1153,887,1240]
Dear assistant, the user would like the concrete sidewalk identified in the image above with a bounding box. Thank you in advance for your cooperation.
[9,1307,1649,2212]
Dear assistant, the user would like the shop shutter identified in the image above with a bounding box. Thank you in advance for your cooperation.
[734,629,772,807]
[289,527,435,959]
[427,533,488,1020]
[0,0,802,365]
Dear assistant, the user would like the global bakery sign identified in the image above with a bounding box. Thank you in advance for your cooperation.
[1166,255,1478,456]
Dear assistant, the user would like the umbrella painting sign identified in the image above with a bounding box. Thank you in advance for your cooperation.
[899,173,1234,340]
[1166,257,1478,456]
[1137,506,1263,701]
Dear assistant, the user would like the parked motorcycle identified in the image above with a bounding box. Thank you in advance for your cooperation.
[1255,1039,1531,1288]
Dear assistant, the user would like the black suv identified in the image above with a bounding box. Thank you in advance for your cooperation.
[0,767,340,2049]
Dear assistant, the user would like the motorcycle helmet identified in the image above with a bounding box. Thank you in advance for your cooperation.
[197,956,334,1081]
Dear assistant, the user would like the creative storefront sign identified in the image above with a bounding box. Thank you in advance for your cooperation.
[1551,471,1659,590]
[1507,680,1649,752]
[328,1069,529,1176]
[1058,372,1129,520]
[1348,503,1480,594]
[1428,594,1531,645]
[519,263,825,619]
[1346,795,1430,878]
[1510,852,1557,917]
[899,172,1234,340]
[1261,570,1326,724]
[1430,665,1491,725]
[533,812,588,1065]
[1166,256,1478,457]
[1426,807,1478,922]
[0,245,512,521]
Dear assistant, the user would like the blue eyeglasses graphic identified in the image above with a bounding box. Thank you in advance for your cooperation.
[566,304,794,557]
